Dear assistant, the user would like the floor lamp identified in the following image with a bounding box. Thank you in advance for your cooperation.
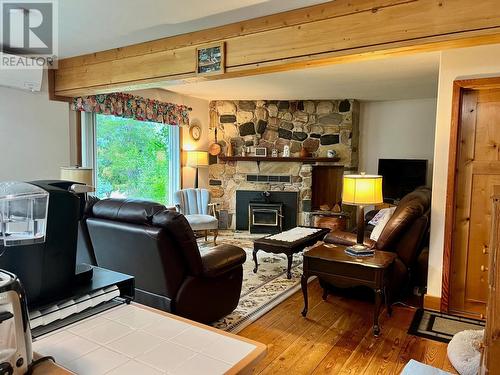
[185,151,208,188]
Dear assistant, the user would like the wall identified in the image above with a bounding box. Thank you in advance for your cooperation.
[0,71,71,181]
[428,43,500,298]
[359,98,437,184]
[132,89,210,189]
[208,100,359,227]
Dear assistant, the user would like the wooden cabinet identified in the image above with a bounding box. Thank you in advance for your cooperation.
[481,186,500,374]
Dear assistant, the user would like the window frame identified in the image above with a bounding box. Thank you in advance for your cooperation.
[81,112,181,205]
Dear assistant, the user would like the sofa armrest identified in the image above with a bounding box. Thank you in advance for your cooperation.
[324,231,376,248]
[201,244,246,277]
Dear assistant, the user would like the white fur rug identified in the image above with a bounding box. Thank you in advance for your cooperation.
[447,329,484,375]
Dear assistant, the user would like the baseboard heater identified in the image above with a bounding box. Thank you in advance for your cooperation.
[29,266,135,339]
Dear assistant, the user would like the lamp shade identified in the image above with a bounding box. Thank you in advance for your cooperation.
[185,151,209,167]
[342,174,383,205]
[60,167,94,186]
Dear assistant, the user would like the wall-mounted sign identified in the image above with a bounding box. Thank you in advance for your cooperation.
[196,42,225,75]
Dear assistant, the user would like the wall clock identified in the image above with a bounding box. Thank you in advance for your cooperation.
[189,123,202,141]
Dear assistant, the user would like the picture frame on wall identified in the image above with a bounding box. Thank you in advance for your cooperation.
[196,42,225,75]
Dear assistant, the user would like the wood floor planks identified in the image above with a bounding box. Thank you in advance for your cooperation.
[238,280,457,374]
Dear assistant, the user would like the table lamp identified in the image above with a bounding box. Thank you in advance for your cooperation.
[342,173,383,251]
[185,151,209,188]
[60,166,95,193]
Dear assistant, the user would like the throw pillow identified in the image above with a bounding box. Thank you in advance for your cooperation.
[370,207,396,241]
[368,208,389,226]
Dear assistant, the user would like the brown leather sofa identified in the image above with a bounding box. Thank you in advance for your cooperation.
[324,186,431,301]
[81,198,246,324]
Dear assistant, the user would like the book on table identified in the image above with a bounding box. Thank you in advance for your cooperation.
[345,244,375,257]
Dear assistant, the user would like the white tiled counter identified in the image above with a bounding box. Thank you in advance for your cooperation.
[33,303,266,375]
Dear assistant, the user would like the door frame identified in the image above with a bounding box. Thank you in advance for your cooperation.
[441,77,500,312]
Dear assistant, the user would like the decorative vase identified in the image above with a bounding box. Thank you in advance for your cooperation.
[283,145,290,157]
[300,147,310,158]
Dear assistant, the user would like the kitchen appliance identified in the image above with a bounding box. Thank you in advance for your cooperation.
[0,271,32,375]
[0,182,49,375]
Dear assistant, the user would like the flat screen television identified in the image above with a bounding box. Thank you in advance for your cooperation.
[377,159,428,203]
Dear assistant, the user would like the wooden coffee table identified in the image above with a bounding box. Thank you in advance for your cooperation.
[253,227,330,279]
[301,243,396,336]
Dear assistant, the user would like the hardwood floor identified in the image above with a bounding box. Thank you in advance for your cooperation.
[238,280,456,374]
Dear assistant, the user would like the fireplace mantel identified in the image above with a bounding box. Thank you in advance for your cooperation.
[218,156,341,164]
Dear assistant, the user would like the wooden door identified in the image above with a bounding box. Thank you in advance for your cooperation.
[480,186,500,374]
[450,88,500,317]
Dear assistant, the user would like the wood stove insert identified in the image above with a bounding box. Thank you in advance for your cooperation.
[249,202,283,234]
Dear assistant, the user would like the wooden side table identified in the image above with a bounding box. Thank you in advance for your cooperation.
[301,243,396,336]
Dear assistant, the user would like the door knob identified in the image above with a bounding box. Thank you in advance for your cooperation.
[481,265,488,272]
[482,246,489,255]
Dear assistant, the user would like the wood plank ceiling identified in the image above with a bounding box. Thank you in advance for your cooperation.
[54,0,500,98]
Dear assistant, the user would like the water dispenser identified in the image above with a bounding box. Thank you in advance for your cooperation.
[0,182,49,247]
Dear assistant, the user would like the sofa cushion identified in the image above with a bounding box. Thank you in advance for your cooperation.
[323,231,376,248]
[185,214,218,231]
[92,198,166,225]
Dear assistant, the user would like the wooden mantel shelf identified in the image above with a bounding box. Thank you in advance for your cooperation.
[218,156,341,163]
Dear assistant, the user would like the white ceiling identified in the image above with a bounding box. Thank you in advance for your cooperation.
[164,52,441,101]
[58,0,329,58]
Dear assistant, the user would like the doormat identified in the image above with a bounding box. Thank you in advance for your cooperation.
[408,309,485,343]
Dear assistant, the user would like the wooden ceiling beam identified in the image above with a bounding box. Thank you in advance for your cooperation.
[54,0,500,97]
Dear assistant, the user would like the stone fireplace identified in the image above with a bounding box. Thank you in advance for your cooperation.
[208,100,359,228]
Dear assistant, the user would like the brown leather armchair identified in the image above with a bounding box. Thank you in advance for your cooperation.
[324,186,431,300]
[83,198,246,324]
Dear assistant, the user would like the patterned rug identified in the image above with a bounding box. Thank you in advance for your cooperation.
[198,231,308,333]
[408,309,485,343]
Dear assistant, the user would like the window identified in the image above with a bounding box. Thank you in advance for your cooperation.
[82,113,180,204]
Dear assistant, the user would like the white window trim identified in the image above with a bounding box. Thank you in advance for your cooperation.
[168,125,181,203]
[81,113,181,205]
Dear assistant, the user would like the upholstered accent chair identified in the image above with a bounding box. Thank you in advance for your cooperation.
[173,188,219,244]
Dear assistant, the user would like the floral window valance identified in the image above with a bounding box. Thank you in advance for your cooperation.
[71,93,191,126]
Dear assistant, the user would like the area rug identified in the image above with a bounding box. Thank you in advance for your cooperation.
[198,231,308,333]
[408,309,485,343]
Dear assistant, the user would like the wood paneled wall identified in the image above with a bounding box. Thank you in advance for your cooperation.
[54,0,500,97]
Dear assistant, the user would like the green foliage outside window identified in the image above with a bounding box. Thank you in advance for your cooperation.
[95,114,170,203]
